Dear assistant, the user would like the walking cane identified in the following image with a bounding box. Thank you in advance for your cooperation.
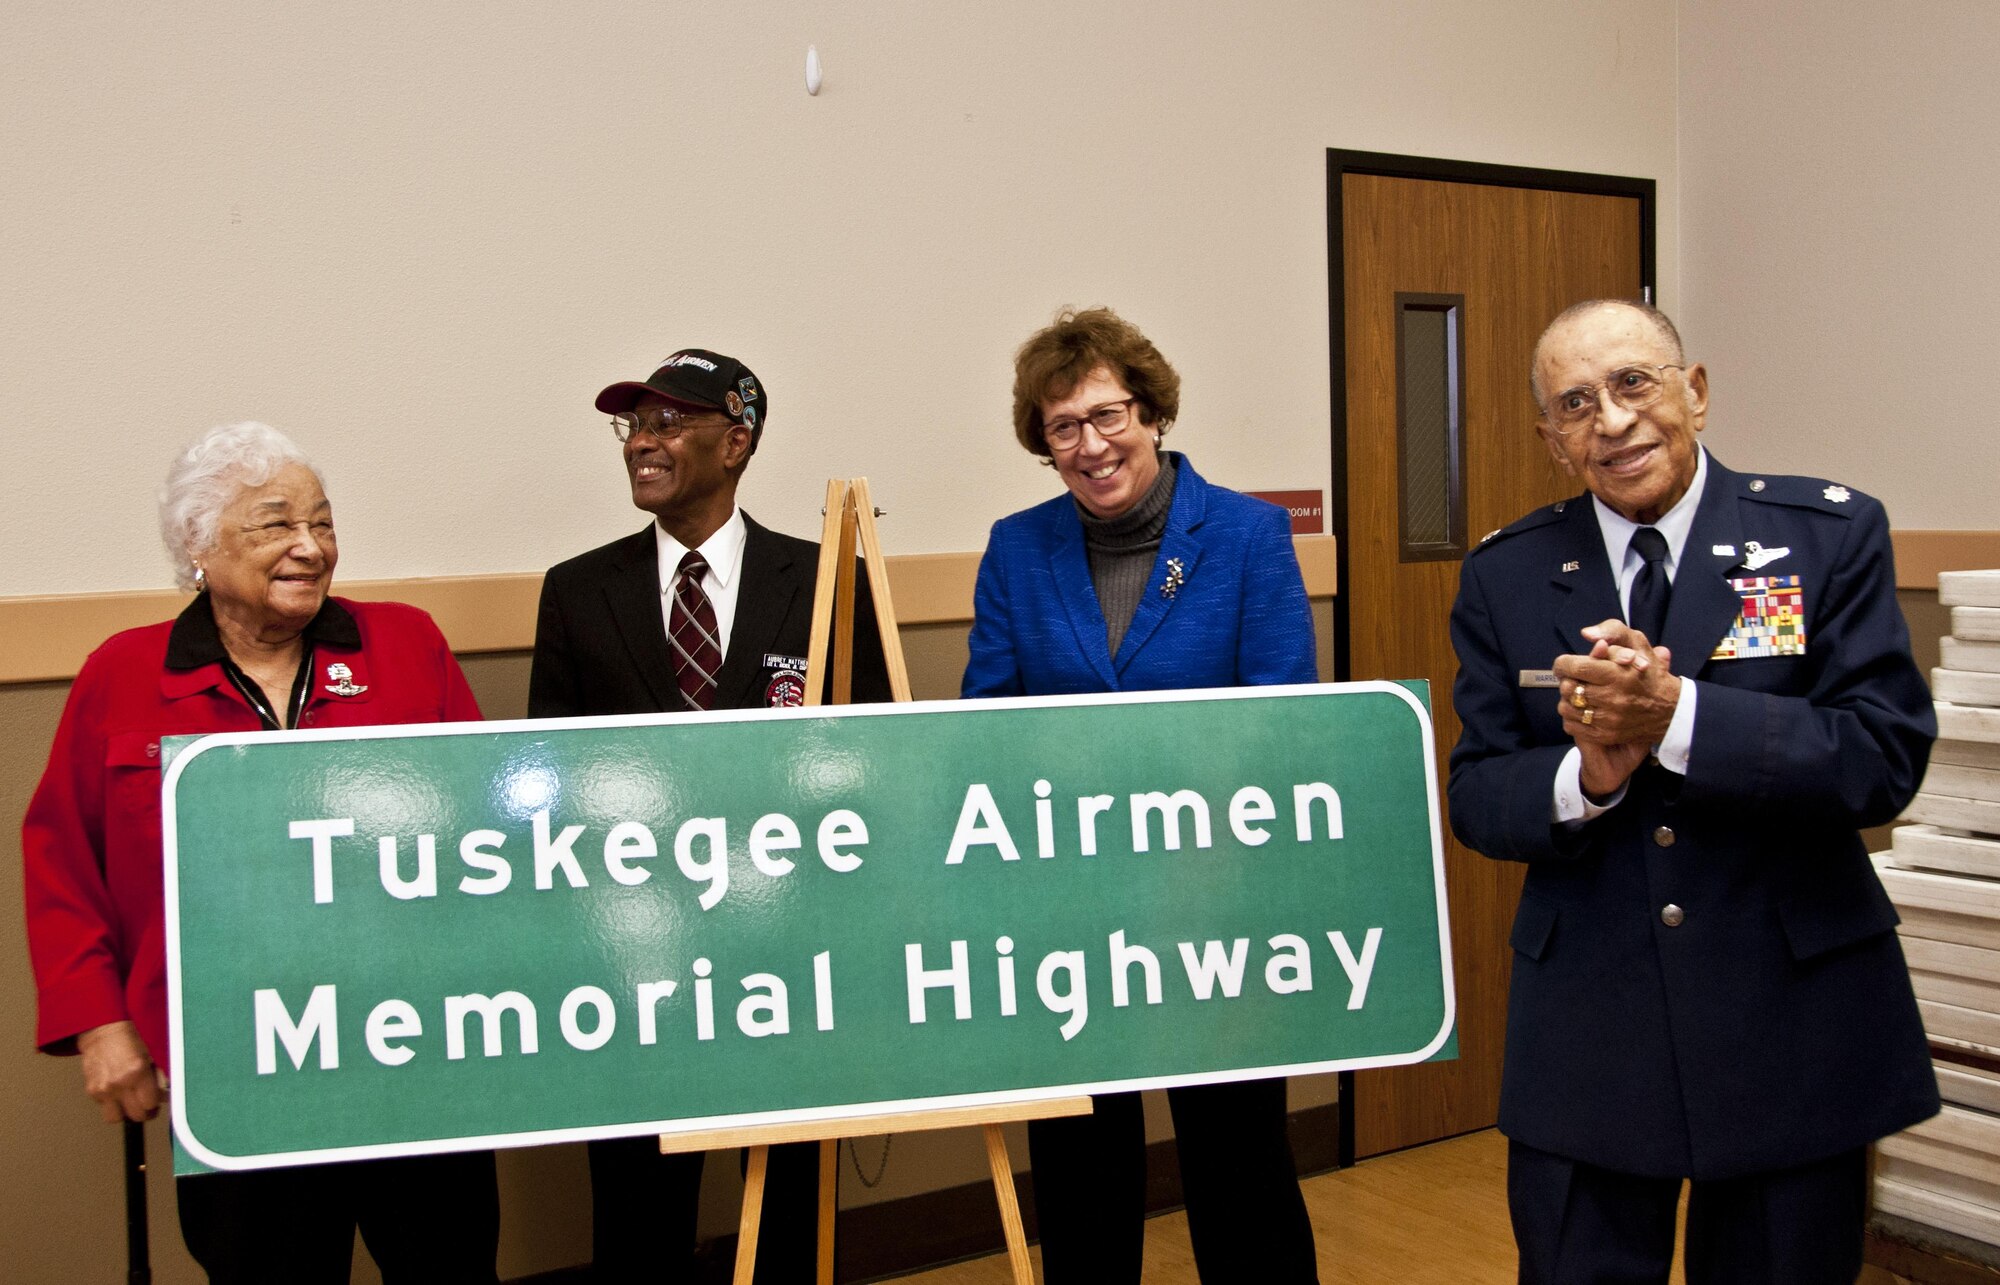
[124,1119,151,1284]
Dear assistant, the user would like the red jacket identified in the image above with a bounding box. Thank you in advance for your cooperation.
[22,596,481,1074]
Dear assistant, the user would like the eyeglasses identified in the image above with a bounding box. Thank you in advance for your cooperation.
[1542,365,1686,434]
[609,407,731,443]
[1043,398,1139,450]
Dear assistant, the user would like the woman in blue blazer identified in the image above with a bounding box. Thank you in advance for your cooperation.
[962,308,1321,1283]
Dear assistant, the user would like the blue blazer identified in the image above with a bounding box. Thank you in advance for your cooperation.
[1448,453,1938,1180]
[962,454,1315,698]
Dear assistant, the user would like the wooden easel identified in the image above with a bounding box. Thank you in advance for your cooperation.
[658,478,1091,1285]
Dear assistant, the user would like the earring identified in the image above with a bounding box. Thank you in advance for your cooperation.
[193,565,206,591]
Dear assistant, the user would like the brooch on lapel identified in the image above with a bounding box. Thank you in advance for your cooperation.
[323,662,368,697]
[1161,557,1186,599]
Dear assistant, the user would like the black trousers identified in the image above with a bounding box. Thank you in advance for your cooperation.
[587,1135,822,1283]
[1027,1078,1319,1285]
[176,1150,499,1284]
[1508,1138,1869,1284]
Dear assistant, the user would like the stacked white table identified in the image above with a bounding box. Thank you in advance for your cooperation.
[1876,569,2000,1247]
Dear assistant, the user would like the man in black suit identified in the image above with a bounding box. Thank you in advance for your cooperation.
[531,348,890,1282]
[1448,301,1937,1283]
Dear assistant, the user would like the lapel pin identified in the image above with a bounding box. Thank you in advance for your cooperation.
[324,662,368,697]
[1743,540,1792,571]
[1162,558,1186,599]
[1561,560,1580,573]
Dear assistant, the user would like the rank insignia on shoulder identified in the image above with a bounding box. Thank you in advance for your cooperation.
[1711,575,1807,660]
[1823,484,1850,503]
[1480,528,1500,545]
[323,662,368,697]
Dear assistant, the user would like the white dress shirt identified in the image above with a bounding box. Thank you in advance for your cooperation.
[1552,449,1707,824]
[654,507,748,661]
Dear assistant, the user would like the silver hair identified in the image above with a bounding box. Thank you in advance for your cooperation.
[1529,299,1686,405]
[157,422,326,591]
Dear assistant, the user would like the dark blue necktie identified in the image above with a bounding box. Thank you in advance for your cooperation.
[1628,526,1671,641]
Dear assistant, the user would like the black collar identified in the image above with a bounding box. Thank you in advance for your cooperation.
[165,595,361,670]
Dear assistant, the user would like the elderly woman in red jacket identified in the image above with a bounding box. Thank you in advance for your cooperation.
[23,422,499,1283]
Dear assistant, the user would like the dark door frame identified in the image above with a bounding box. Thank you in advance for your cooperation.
[1324,149,1657,1167]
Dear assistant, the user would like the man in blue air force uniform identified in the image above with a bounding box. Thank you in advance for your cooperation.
[1447,300,1938,1283]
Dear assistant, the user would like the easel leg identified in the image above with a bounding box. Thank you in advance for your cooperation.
[817,1138,838,1285]
[735,1144,769,1285]
[983,1123,1037,1285]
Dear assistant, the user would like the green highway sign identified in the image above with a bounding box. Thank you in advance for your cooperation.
[164,682,1453,1173]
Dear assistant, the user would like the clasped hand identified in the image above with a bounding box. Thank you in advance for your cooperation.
[1552,619,1681,798]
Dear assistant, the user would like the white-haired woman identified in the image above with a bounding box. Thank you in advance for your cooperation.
[22,423,498,1282]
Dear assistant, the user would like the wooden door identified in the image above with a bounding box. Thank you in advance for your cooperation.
[1335,164,1646,1158]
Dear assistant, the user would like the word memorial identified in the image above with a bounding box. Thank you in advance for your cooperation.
[165,683,1452,1172]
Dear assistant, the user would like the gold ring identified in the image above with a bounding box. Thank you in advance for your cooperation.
[1571,684,1588,710]
[1581,707,1595,726]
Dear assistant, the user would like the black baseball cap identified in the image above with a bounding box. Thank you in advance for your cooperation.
[595,348,767,442]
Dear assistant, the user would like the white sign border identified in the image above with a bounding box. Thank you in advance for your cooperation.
[164,680,1454,1172]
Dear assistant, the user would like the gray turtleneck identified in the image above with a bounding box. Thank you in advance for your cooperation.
[1078,453,1178,656]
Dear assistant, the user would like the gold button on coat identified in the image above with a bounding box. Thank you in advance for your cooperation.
[1653,826,1676,847]
[1661,904,1685,927]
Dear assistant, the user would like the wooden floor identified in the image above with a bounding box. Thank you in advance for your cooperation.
[886,1127,1909,1284]
[890,1128,1522,1284]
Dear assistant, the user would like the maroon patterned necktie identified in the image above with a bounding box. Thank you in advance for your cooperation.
[669,551,721,710]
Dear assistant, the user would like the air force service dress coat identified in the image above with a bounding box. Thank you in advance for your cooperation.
[960,454,1316,697]
[1447,454,1939,1182]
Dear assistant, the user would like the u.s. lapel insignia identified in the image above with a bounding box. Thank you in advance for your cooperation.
[324,662,368,697]
[1711,574,1807,660]
[1161,557,1186,599]
[1561,560,1580,573]
[1742,540,1792,572]
[1824,484,1851,503]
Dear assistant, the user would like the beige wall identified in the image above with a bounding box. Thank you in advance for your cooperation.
[1677,0,2000,529]
[3,1,1679,599]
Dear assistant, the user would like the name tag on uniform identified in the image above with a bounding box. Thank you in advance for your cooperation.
[1711,575,1807,660]
[1518,669,1559,689]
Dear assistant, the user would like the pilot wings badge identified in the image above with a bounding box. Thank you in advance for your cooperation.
[324,662,368,697]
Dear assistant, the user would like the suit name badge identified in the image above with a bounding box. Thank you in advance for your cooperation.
[762,653,808,707]
[1712,574,1807,660]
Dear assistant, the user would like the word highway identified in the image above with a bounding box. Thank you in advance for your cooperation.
[253,930,1387,1072]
